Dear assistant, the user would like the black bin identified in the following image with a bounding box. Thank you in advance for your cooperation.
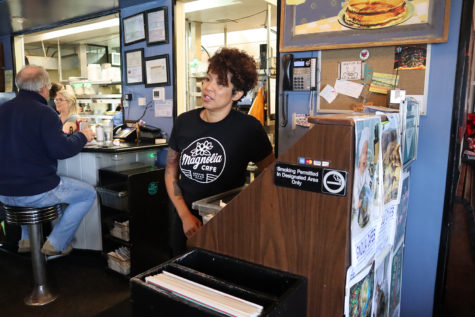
[130,248,307,316]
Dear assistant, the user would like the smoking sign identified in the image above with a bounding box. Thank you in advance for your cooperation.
[274,162,347,196]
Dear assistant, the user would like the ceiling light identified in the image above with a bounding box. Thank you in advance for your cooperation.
[184,0,241,13]
[23,18,119,44]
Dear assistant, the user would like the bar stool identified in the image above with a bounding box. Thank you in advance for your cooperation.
[2,203,62,306]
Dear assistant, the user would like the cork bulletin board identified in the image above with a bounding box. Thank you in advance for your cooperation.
[318,46,427,113]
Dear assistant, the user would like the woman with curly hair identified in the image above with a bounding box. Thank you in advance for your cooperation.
[165,47,274,255]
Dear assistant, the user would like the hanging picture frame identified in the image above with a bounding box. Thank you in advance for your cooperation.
[145,6,169,46]
[125,48,144,85]
[123,12,146,46]
[280,0,451,52]
[145,54,170,87]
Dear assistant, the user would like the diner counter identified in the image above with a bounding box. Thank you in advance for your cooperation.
[82,140,167,153]
[58,141,168,251]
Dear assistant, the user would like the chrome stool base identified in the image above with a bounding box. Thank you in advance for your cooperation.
[25,284,57,306]
[2,203,62,307]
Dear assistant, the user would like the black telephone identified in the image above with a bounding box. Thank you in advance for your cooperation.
[113,125,137,141]
[282,54,317,91]
[113,124,162,142]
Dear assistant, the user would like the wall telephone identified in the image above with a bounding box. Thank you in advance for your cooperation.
[282,54,317,91]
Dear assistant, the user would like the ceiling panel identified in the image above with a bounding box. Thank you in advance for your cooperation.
[186,0,277,35]
[0,0,277,40]
[0,0,119,36]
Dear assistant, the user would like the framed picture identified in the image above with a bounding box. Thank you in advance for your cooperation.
[123,12,146,46]
[125,49,144,85]
[280,0,451,52]
[145,6,169,46]
[145,54,170,87]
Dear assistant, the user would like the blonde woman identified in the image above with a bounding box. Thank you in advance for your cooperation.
[55,89,80,134]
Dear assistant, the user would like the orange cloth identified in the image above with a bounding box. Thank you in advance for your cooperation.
[248,86,265,126]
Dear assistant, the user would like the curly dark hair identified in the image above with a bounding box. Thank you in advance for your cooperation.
[207,47,257,100]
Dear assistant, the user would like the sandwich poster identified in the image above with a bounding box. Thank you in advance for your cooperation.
[281,0,449,52]
[294,0,430,36]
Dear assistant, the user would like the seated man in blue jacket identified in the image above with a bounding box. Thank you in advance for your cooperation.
[0,65,96,256]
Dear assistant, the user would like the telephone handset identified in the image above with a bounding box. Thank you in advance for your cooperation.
[282,54,294,91]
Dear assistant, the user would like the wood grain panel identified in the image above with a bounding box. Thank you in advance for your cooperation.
[189,117,356,317]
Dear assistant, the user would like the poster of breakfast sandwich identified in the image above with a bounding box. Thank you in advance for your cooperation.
[293,0,429,35]
[281,1,449,51]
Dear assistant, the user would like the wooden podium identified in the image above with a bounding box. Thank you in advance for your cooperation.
[189,114,359,317]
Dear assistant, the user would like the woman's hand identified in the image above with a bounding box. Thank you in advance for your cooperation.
[181,213,202,238]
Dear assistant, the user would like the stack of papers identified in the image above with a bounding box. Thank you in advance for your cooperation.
[146,271,263,317]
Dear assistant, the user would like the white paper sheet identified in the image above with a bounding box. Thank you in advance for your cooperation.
[334,79,364,99]
[154,99,173,117]
[320,84,338,103]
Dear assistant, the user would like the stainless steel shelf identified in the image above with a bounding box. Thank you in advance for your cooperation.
[70,80,122,85]
[77,94,121,99]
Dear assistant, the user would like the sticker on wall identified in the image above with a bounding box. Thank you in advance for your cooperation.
[360,49,370,61]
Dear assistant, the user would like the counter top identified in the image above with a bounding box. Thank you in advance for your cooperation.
[82,141,168,153]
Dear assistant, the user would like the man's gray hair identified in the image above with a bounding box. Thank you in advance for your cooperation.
[15,65,51,92]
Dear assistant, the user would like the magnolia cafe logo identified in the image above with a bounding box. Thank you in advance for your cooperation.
[180,137,226,184]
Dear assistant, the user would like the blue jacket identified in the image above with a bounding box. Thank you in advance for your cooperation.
[0,90,87,196]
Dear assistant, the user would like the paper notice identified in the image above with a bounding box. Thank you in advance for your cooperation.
[334,79,364,99]
[154,99,173,117]
[320,84,338,103]
[339,61,363,80]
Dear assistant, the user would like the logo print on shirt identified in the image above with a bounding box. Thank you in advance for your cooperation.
[180,137,226,184]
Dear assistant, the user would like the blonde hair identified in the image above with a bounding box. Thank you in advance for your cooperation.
[57,89,78,117]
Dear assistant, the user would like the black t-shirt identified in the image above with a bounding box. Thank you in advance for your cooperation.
[168,108,272,205]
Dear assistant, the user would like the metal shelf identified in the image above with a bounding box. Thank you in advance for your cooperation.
[69,80,121,85]
[77,94,121,99]
[77,95,121,104]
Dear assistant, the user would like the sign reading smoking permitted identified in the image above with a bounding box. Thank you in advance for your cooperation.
[274,161,347,196]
